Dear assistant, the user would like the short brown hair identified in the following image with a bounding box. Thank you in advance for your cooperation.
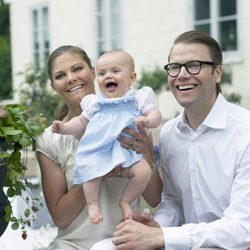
[170,30,222,65]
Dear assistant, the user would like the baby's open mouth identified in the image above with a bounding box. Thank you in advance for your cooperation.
[105,82,118,90]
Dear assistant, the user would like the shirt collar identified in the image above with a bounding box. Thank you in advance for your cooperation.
[202,94,227,129]
[178,94,228,130]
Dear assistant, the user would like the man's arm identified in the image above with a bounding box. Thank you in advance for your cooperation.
[159,141,250,250]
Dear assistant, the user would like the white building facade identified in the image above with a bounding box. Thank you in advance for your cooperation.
[9,0,250,119]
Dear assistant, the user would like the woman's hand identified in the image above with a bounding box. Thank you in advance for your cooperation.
[131,211,159,227]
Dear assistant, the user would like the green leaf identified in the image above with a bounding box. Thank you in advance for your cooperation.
[0,102,45,233]
[0,127,22,135]
[24,209,31,218]
[19,136,30,147]
[6,187,15,197]
[0,151,10,159]
[4,204,12,217]
[11,222,19,230]
[6,129,22,135]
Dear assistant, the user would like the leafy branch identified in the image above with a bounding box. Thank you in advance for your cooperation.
[0,104,45,237]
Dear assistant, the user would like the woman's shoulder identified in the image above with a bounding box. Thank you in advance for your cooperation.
[36,125,78,162]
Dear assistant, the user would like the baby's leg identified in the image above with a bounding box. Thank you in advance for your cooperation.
[82,177,103,224]
[120,158,151,220]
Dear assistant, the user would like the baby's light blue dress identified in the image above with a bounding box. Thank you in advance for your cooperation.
[73,87,156,184]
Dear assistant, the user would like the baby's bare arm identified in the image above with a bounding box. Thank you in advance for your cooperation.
[135,107,162,128]
[52,115,89,135]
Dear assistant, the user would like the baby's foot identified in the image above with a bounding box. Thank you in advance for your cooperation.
[120,201,133,220]
[88,203,103,224]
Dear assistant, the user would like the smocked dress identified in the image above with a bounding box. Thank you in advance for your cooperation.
[73,86,157,184]
[36,127,140,249]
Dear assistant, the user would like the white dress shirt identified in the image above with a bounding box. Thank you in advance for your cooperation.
[155,94,250,250]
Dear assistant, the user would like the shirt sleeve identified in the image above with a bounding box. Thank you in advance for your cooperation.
[154,134,189,249]
[135,86,157,115]
[80,94,100,120]
[154,134,185,228]
[157,139,250,250]
[36,126,61,163]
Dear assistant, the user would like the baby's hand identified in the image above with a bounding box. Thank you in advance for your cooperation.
[52,120,65,133]
[135,116,148,127]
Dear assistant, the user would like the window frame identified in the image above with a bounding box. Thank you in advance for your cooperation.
[93,0,122,57]
[190,0,242,64]
[30,3,50,68]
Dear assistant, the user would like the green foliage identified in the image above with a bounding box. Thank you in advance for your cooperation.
[18,64,61,126]
[224,92,241,105]
[0,104,45,234]
[221,65,232,85]
[220,65,241,104]
[0,2,9,36]
[0,3,12,99]
[136,65,168,93]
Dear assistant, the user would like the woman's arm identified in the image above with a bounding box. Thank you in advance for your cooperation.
[37,152,86,229]
[119,125,163,207]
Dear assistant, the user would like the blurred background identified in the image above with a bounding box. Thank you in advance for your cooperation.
[2,0,250,121]
[1,0,250,248]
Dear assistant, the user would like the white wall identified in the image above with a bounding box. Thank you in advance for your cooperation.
[49,0,94,55]
[10,0,250,118]
[10,0,34,101]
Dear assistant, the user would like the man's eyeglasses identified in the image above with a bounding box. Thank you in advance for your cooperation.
[164,60,217,77]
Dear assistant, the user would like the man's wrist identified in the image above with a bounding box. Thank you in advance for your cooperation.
[151,227,165,249]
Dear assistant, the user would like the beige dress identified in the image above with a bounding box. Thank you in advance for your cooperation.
[36,126,140,250]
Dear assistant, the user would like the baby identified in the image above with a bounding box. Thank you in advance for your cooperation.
[52,50,162,224]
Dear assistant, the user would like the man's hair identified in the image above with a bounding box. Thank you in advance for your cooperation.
[170,30,222,65]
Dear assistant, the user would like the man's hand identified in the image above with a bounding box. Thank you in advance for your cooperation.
[113,219,164,250]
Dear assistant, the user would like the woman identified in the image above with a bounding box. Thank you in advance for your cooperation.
[36,45,162,249]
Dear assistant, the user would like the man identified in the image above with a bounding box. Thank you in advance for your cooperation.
[111,30,250,250]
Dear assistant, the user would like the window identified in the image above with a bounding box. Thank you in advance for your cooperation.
[32,6,50,68]
[192,0,240,62]
[94,0,122,56]
[0,3,12,99]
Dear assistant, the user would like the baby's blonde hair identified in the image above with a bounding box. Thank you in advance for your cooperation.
[98,50,135,72]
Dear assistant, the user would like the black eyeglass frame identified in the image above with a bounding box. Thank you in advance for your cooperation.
[164,60,217,77]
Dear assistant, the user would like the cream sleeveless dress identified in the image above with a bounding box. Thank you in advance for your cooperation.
[36,127,140,250]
